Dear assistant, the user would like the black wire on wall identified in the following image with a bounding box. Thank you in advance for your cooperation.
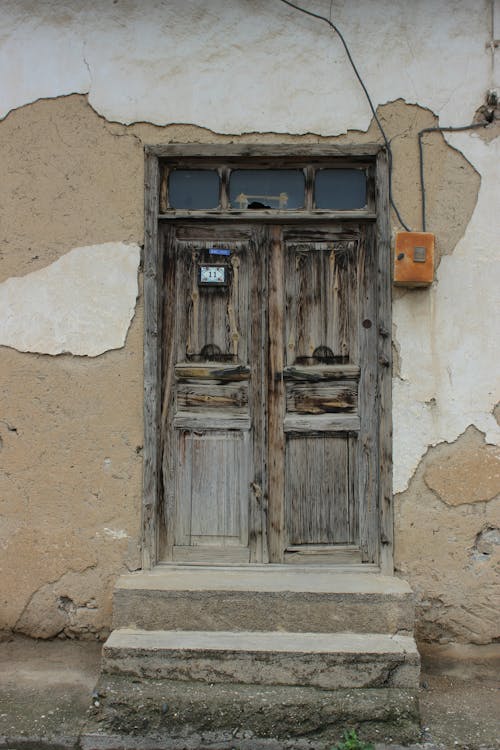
[278,0,494,234]
[278,0,411,231]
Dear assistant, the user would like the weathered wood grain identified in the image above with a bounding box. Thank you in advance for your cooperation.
[376,149,393,575]
[286,436,351,545]
[142,151,161,569]
[172,545,250,563]
[174,363,251,382]
[248,226,268,562]
[177,383,248,411]
[283,414,360,433]
[284,545,362,564]
[147,143,382,159]
[161,228,255,561]
[173,412,251,430]
[175,431,249,548]
[283,364,360,381]
[160,225,178,560]
[158,210,377,222]
[357,227,379,564]
[287,383,357,414]
[267,226,286,562]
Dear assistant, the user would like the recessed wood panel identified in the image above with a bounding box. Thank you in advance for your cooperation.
[284,241,359,367]
[285,434,356,545]
[175,243,249,364]
[177,383,249,412]
[287,382,357,414]
[176,431,249,546]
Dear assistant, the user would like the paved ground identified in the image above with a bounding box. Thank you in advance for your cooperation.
[0,636,498,750]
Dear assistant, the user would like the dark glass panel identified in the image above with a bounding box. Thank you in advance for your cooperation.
[168,169,220,209]
[315,169,366,209]
[229,170,305,210]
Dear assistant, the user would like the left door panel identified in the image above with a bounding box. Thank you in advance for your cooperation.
[160,225,263,563]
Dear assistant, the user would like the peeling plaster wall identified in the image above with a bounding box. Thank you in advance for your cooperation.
[0,0,493,132]
[393,134,500,493]
[0,0,499,646]
[395,427,500,645]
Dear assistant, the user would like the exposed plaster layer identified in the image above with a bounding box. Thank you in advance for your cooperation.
[424,436,500,506]
[0,0,492,132]
[0,243,140,356]
[15,569,114,640]
[395,427,500,645]
[393,133,500,493]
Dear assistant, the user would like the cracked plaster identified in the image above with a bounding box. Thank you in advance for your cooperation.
[392,132,500,492]
[0,0,494,133]
[395,427,500,645]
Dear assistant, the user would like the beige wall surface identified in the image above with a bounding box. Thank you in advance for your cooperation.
[0,1,498,645]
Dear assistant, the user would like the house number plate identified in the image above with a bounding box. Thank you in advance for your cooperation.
[199,265,227,285]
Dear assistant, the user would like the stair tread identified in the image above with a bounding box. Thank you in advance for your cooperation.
[116,567,412,596]
[105,628,418,656]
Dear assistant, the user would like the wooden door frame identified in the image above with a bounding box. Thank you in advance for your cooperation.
[141,144,393,574]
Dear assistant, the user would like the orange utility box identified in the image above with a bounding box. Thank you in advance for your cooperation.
[394,231,435,287]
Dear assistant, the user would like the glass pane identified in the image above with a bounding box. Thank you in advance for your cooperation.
[315,169,366,209]
[168,169,220,209]
[229,170,305,209]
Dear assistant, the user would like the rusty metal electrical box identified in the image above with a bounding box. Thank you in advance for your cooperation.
[394,231,435,287]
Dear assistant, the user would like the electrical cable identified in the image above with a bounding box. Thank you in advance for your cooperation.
[418,123,488,231]
[278,0,411,230]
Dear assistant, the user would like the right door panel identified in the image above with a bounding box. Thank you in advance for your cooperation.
[278,229,378,564]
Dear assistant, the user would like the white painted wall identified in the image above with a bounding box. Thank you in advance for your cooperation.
[0,244,140,357]
[393,134,500,491]
[0,0,498,490]
[0,0,494,132]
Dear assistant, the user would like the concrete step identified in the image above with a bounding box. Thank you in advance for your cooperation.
[113,565,415,634]
[102,628,420,690]
[83,675,420,747]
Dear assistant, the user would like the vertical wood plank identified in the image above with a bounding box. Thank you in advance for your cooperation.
[142,151,161,569]
[160,225,177,559]
[376,149,394,575]
[267,226,285,562]
[357,227,379,563]
[348,434,358,545]
[249,226,268,562]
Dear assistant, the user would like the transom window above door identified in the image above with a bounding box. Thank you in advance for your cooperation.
[162,163,370,213]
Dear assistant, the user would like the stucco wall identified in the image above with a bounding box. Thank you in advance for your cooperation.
[0,0,498,645]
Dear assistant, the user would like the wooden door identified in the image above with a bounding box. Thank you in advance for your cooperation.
[161,225,266,563]
[161,223,379,564]
[268,225,378,564]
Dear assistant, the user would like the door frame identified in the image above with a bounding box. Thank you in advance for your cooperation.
[141,144,393,574]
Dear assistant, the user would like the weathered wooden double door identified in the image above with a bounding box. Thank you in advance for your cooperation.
[161,222,379,564]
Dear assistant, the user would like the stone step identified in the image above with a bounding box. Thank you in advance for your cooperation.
[113,565,415,634]
[102,628,420,690]
[83,675,420,748]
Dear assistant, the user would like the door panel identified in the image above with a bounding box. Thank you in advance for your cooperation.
[274,231,377,564]
[162,228,260,563]
[175,430,249,544]
[286,434,352,544]
[161,223,379,565]
[284,240,359,366]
